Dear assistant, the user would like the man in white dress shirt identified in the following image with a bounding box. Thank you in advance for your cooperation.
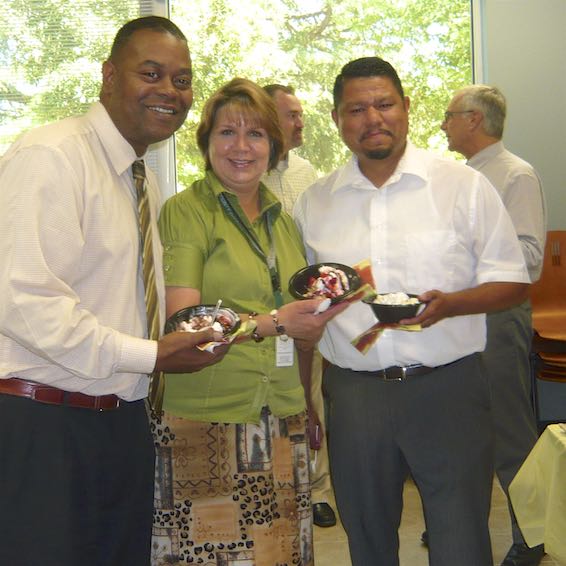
[442,84,546,566]
[0,16,226,566]
[294,57,530,566]
[262,83,337,528]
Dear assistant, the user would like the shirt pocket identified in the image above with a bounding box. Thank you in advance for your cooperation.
[405,230,457,290]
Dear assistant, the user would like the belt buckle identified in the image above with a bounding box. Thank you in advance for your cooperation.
[382,367,404,381]
[95,396,120,411]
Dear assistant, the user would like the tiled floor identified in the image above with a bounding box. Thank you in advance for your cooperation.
[313,479,563,565]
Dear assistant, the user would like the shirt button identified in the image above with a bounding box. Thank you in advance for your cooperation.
[261,376,269,383]
[164,265,171,272]
[165,245,172,251]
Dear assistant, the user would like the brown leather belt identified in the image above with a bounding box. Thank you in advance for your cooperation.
[359,365,435,381]
[0,377,120,410]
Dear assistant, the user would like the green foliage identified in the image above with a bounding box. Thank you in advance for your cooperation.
[0,0,136,139]
[0,0,472,181]
[173,0,471,186]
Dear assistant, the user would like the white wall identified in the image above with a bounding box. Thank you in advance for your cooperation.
[478,0,566,229]
[478,0,566,420]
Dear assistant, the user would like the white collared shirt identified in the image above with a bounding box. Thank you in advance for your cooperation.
[0,102,162,400]
[467,141,546,282]
[294,142,529,371]
[262,152,318,214]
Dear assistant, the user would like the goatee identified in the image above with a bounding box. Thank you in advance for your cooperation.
[365,148,392,160]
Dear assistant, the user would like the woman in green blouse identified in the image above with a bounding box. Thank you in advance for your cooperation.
[151,78,345,566]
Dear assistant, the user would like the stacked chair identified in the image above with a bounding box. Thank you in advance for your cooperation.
[529,230,566,430]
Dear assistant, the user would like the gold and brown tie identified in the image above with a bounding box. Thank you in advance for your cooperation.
[132,159,164,416]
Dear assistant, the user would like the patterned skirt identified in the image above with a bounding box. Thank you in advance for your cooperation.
[150,407,313,566]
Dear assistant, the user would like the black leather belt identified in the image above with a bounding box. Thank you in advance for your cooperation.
[359,365,435,381]
[0,377,121,410]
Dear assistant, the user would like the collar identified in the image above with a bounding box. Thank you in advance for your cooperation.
[467,140,505,169]
[205,170,282,219]
[87,102,139,176]
[329,141,429,194]
[273,154,290,173]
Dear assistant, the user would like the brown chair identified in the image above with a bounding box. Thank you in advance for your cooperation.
[530,231,566,429]
[538,351,566,366]
[530,230,566,341]
[537,369,566,382]
[530,352,566,431]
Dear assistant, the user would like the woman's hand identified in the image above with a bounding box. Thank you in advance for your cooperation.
[307,408,323,450]
[278,298,349,342]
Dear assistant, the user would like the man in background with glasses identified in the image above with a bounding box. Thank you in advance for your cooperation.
[442,84,546,566]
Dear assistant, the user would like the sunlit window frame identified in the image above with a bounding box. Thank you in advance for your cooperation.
[144,0,178,202]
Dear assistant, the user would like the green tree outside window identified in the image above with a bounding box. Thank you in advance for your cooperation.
[0,0,471,187]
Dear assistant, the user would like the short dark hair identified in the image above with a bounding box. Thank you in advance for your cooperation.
[109,16,187,61]
[333,57,404,109]
[197,78,285,172]
[263,84,295,98]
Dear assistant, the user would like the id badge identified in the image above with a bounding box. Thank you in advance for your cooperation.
[275,336,294,367]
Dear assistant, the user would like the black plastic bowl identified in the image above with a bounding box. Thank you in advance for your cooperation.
[164,304,241,336]
[289,263,362,304]
[363,294,422,324]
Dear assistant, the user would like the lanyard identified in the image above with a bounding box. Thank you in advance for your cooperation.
[218,192,284,308]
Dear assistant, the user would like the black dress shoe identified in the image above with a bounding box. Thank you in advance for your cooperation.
[421,530,429,547]
[312,502,337,527]
[501,543,545,566]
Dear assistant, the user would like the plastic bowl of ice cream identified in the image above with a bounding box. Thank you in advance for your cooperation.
[289,263,362,304]
[164,304,241,336]
[363,292,423,324]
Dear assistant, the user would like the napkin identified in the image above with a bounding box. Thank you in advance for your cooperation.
[349,259,422,354]
[196,319,257,352]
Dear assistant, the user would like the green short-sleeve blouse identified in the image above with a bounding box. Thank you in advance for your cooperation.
[158,170,307,423]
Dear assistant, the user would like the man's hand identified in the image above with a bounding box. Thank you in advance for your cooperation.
[154,328,230,373]
[399,290,453,328]
[399,282,530,328]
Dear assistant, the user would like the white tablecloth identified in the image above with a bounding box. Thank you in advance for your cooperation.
[509,423,566,564]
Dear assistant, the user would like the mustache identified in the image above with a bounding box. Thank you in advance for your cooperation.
[361,128,392,141]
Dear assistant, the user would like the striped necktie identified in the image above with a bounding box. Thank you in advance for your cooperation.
[132,159,164,416]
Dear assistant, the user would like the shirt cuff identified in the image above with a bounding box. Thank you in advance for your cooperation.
[477,269,531,285]
[117,335,158,375]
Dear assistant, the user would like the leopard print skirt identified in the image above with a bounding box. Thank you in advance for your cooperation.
[150,407,313,565]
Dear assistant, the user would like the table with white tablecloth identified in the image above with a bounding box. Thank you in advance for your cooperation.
[509,423,566,564]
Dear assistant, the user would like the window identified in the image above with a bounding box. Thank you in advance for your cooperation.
[0,0,166,150]
[170,0,472,189]
[1,0,473,196]
[0,0,175,195]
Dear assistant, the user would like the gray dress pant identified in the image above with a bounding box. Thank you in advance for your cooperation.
[483,303,539,544]
[325,354,494,566]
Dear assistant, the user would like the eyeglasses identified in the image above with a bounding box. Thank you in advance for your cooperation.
[443,110,474,121]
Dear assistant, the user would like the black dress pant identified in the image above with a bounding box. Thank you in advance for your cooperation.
[0,394,155,566]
